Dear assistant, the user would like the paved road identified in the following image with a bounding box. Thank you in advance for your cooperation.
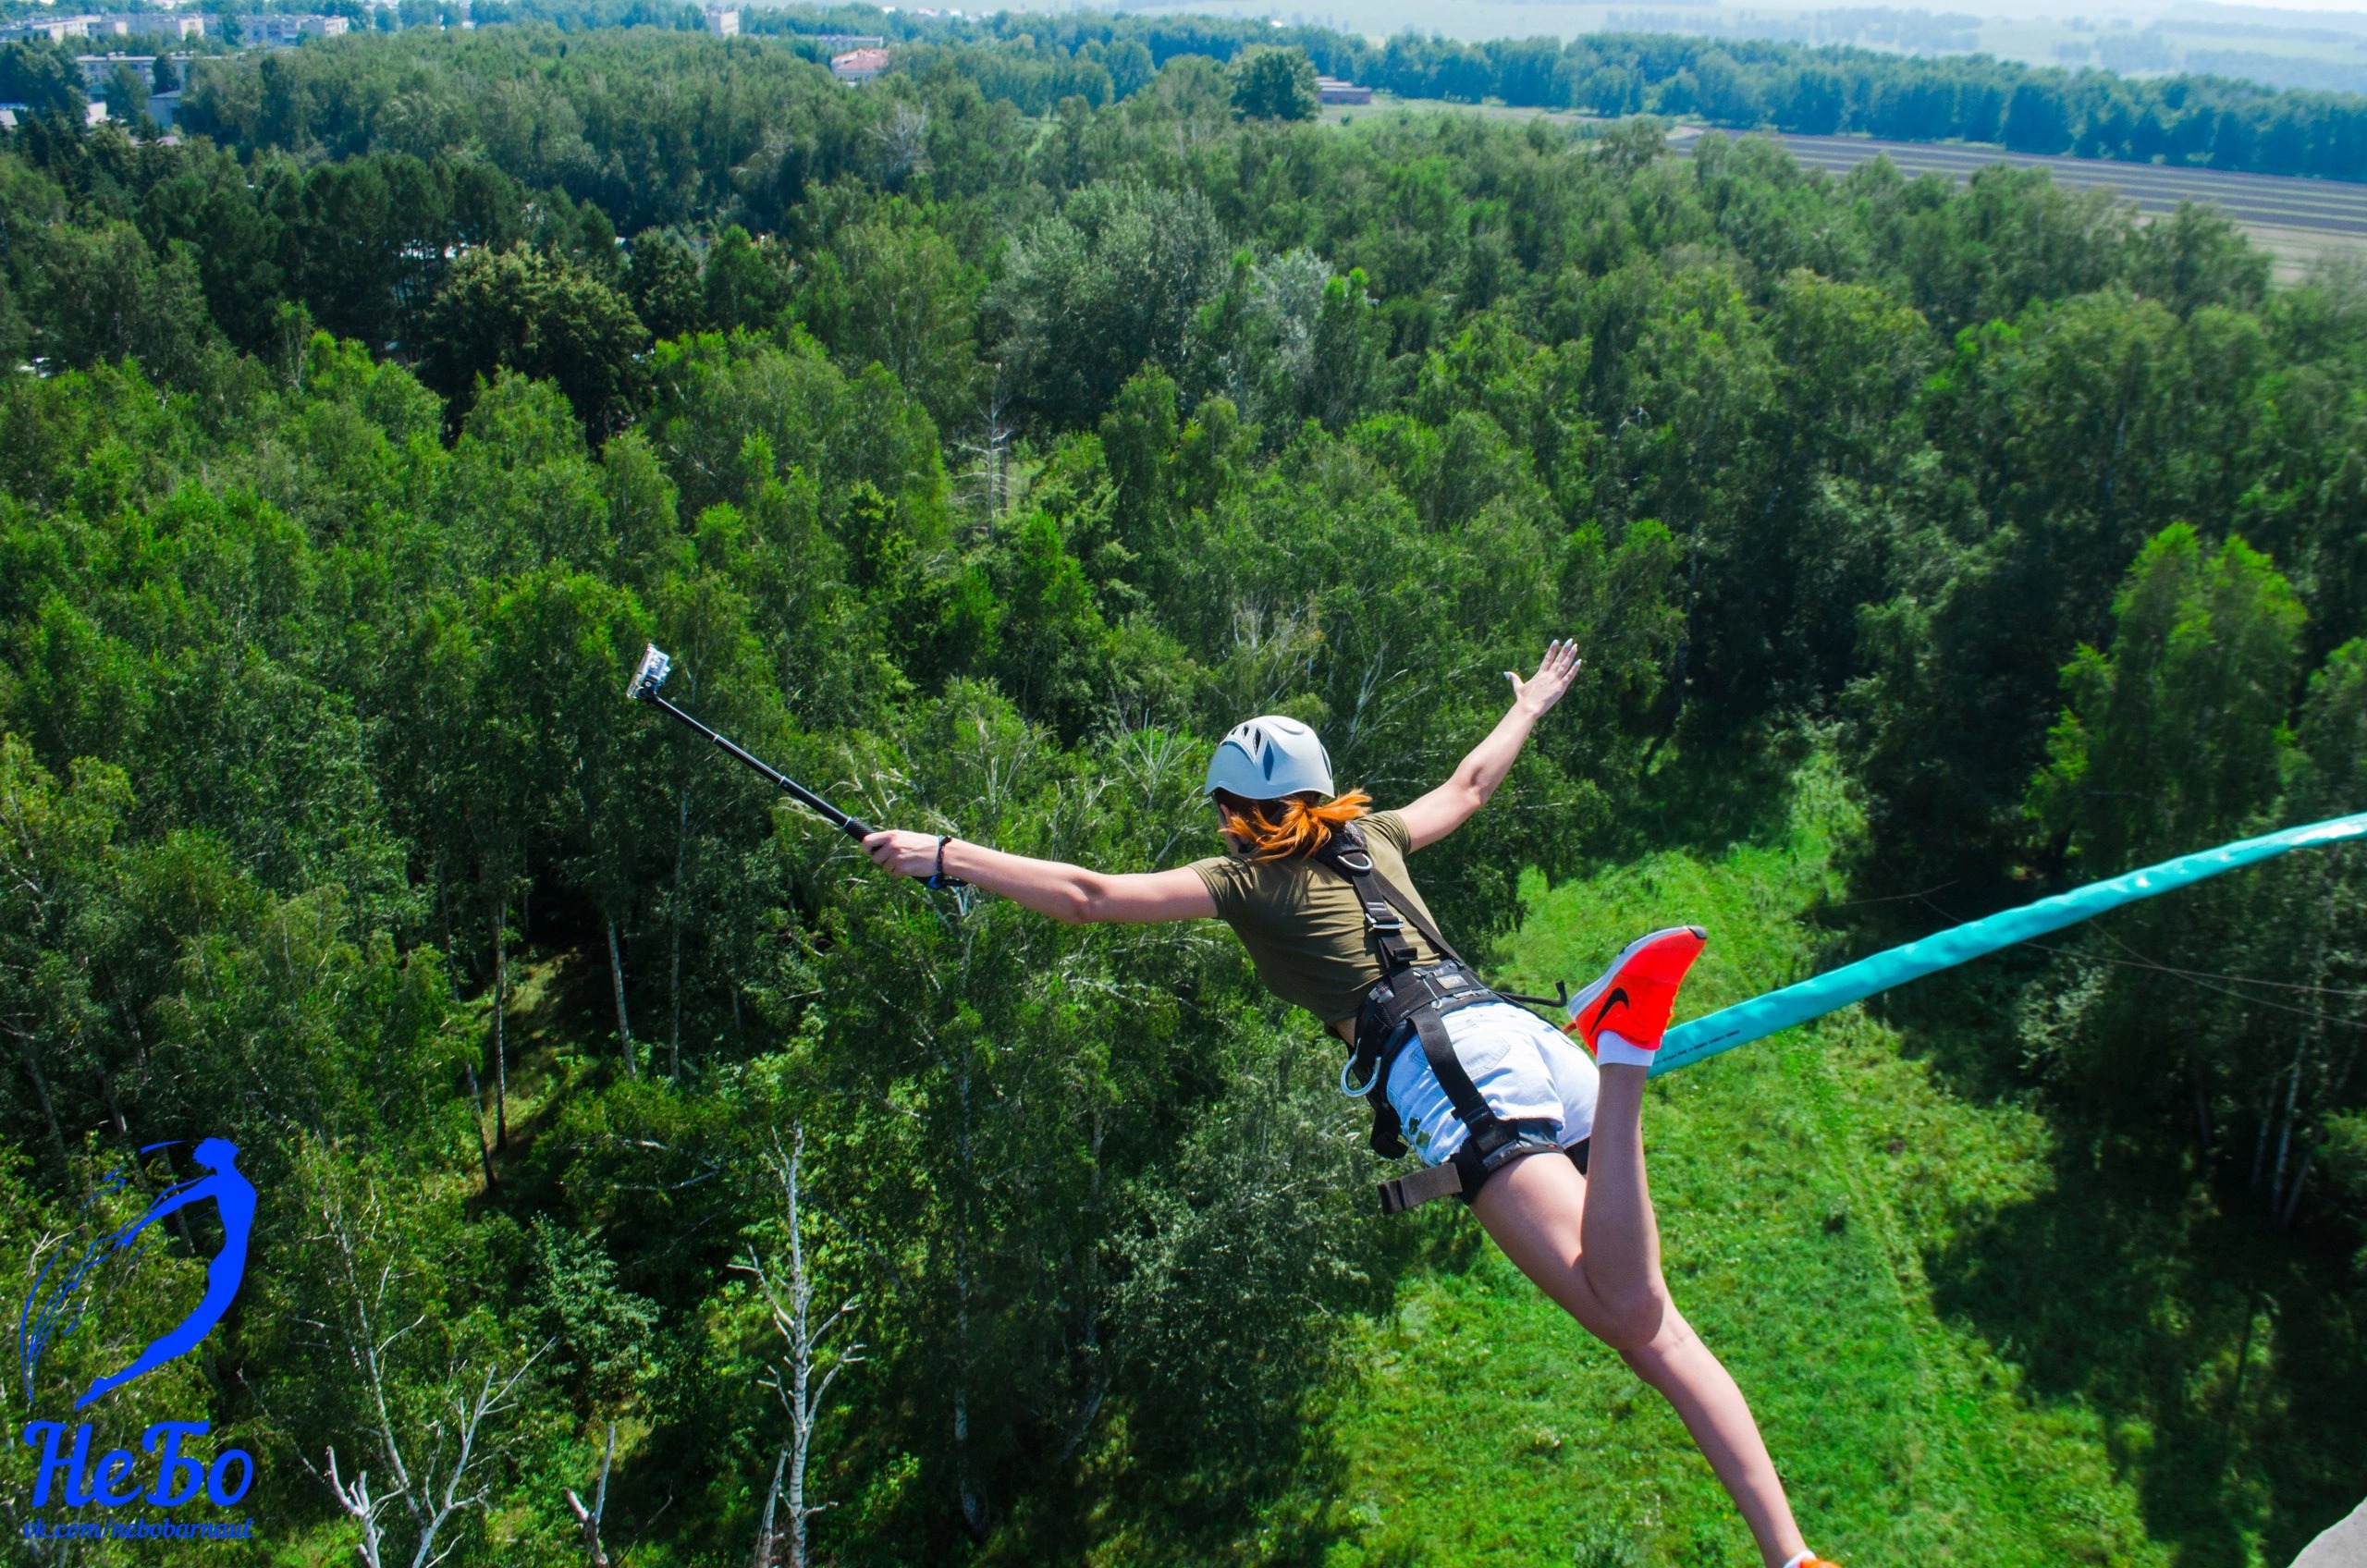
[1673,126,2367,237]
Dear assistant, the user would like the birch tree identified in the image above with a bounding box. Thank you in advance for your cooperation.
[733,1126,863,1568]
[268,1141,551,1568]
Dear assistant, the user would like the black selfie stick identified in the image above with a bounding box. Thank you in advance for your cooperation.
[627,644,964,887]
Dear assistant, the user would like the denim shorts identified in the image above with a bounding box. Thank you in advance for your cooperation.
[1343,999,1601,1167]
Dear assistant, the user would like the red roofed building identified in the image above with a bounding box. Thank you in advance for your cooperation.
[831,46,889,82]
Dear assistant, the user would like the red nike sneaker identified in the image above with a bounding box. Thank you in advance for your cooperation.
[1562,925,1709,1057]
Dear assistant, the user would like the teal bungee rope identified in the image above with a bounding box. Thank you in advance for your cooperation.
[1652,811,2367,1077]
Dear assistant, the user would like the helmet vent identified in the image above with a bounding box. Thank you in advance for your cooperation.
[1204,714,1333,801]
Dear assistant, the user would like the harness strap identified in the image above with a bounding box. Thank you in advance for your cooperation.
[1318,823,1466,972]
[1379,1132,1588,1215]
[1376,1161,1466,1214]
[1413,1007,1500,1145]
[1346,965,1493,1158]
[1316,821,1569,1214]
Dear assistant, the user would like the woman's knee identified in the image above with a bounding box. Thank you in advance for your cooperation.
[1610,1302,1701,1371]
[1582,1283,1674,1353]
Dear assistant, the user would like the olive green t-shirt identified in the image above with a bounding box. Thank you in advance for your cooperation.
[1189,810,1449,1025]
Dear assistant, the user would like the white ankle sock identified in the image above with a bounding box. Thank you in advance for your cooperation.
[1593,1030,1659,1069]
[1780,1551,1818,1568]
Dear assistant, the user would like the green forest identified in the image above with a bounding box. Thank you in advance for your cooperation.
[12,1,2367,179]
[1,18,2363,1568]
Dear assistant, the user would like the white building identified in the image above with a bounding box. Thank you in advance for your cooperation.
[703,7,737,36]
[96,13,207,37]
[236,13,348,44]
[1,15,104,43]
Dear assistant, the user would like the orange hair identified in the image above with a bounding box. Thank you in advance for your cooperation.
[1215,789,1372,861]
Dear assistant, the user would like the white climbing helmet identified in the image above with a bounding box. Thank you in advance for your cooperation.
[1204,715,1335,801]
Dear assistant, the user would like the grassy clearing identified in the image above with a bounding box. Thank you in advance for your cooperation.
[1312,762,2171,1567]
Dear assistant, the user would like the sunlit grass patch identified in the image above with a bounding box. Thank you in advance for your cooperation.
[1312,761,2165,1567]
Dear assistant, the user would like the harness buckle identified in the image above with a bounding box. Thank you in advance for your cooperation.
[1362,900,1404,933]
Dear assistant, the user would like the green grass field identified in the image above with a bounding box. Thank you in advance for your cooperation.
[1308,762,2182,1568]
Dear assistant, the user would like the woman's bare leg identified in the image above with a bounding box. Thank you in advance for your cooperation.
[1580,1062,1663,1328]
[1470,1065,1809,1568]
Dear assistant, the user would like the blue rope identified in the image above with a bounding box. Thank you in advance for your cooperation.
[1652,811,2367,1077]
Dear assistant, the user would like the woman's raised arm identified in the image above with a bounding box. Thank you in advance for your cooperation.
[862,831,1217,925]
[1396,638,1584,851]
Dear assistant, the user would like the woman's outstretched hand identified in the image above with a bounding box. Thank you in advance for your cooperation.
[863,828,945,879]
[1507,638,1584,717]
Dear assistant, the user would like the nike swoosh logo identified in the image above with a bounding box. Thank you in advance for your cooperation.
[1589,987,1630,1030]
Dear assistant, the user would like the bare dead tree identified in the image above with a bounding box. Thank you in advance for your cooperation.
[564,1422,617,1568]
[731,1127,864,1568]
[749,1446,789,1568]
[284,1173,550,1568]
[867,100,929,186]
[491,894,510,1148]
[953,366,1015,539]
[607,919,635,1077]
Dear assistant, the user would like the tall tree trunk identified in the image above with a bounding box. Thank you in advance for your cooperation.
[670,776,690,1081]
[2250,1062,2280,1197]
[1056,1110,1109,1466]
[2268,1036,2307,1222]
[2190,1052,2215,1157]
[98,1064,195,1244]
[435,852,452,962]
[493,898,509,1149]
[607,918,635,1077]
[564,1422,616,1568]
[953,1059,987,1541]
[751,1446,788,1568]
[18,1037,67,1168]
[2280,1042,2360,1231]
[464,1063,497,1191]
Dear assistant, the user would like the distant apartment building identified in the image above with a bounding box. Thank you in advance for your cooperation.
[830,46,889,82]
[95,13,207,37]
[6,12,208,43]
[1,15,103,43]
[1316,76,1372,104]
[703,7,737,36]
[77,52,159,90]
[238,13,350,44]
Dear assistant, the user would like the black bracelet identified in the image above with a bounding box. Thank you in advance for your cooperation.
[926,835,953,889]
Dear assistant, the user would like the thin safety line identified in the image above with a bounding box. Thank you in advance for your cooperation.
[1908,894,2367,1030]
[2093,924,2367,998]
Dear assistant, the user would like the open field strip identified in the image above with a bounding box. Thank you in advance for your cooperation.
[1745,130,2367,233]
[1323,99,2367,276]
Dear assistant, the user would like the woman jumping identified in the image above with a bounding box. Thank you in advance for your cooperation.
[861,640,1836,1568]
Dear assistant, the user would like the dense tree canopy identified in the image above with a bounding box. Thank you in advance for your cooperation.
[1,19,2363,1567]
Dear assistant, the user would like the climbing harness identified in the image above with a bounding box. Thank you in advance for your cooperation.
[1319,822,1573,1216]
